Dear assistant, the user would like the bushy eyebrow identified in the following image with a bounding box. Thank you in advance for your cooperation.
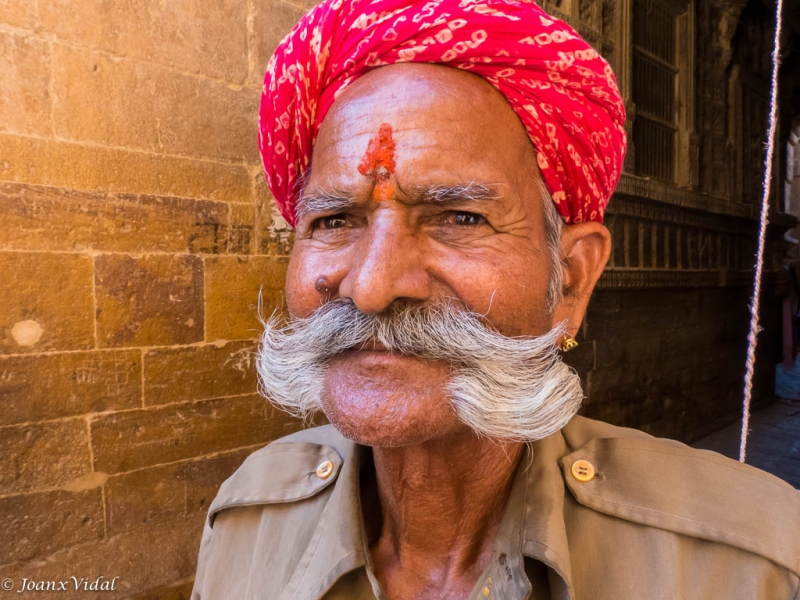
[296,190,354,219]
[297,182,501,219]
[414,182,501,205]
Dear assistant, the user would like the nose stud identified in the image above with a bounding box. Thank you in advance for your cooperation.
[315,277,331,298]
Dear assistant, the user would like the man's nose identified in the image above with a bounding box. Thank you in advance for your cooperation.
[338,213,432,314]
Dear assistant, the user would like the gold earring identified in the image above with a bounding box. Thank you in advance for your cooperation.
[560,335,578,352]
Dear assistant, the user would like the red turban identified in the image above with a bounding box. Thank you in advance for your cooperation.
[259,0,626,226]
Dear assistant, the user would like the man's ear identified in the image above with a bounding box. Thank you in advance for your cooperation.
[550,221,611,336]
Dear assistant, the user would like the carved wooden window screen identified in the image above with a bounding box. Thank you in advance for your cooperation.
[632,0,679,182]
[579,0,602,33]
[742,84,767,205]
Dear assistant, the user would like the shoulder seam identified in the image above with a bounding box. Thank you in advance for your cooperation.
[588,490,799,566]
[562,437,800,576]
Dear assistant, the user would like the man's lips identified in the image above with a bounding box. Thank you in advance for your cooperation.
[339,340,416,358]
[334,342,449,368]
[333,340,409,366]
[350,340,390,352]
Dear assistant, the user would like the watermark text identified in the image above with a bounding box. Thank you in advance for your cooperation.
[1,577,119,593]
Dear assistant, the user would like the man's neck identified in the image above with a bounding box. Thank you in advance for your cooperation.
[363,428,525,600]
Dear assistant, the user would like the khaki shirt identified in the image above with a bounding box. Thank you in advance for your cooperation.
[191,416,800,599]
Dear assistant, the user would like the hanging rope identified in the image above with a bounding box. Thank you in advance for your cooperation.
[739,0,785,462]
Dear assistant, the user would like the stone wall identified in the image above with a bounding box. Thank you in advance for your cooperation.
[559,176,790,445]
[569,284,781,443]
[0,1,310,597]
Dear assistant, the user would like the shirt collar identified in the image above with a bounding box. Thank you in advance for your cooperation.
[281,430,368,599]
[469,431,574,600]
[292,427,575,600]
[521,430,575,599]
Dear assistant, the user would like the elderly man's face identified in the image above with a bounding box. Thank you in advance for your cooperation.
[285,64,601,446]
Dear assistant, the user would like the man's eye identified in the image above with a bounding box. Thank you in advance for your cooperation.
[315,214,348,229]
[452,212,487,226]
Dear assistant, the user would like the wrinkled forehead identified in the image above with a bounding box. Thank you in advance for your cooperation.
[306,63,541,194]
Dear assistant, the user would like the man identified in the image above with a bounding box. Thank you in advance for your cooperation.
[192,0,800,598]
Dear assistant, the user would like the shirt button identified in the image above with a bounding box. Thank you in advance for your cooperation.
[571,459,595,482]
[316,460,334,479]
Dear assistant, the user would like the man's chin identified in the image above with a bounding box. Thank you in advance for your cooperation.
[319,353,463,447]
[322,412,443,448]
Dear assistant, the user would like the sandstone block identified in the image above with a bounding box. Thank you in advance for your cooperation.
[90,394,302,473]
[0,252,94,354]
[158,80,261,166]
[0,350,141,426]
[254,171,294,256]
[181,450,252,517]
[0,182,238,254]
[53,44,260,164]
[0,516,204,599]
[0,418,91,495]
[105,449,250,535]
[205,256,288,341]
[287,0,327,11]
[228,202,256,255]
[41,0,247,82]
[94,254,204,348]
[52,44,156,150]
[0,134,252,203]
[0,31,51,137]
[249,0,306,85]
[143,340,257,406]
[0,0,39,29]
[105,464,184,536]
[0,489,104,564]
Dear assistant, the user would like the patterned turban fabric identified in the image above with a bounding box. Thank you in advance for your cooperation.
[259,0,627,226]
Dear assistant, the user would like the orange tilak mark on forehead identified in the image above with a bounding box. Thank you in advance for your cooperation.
[357,123,397,201]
